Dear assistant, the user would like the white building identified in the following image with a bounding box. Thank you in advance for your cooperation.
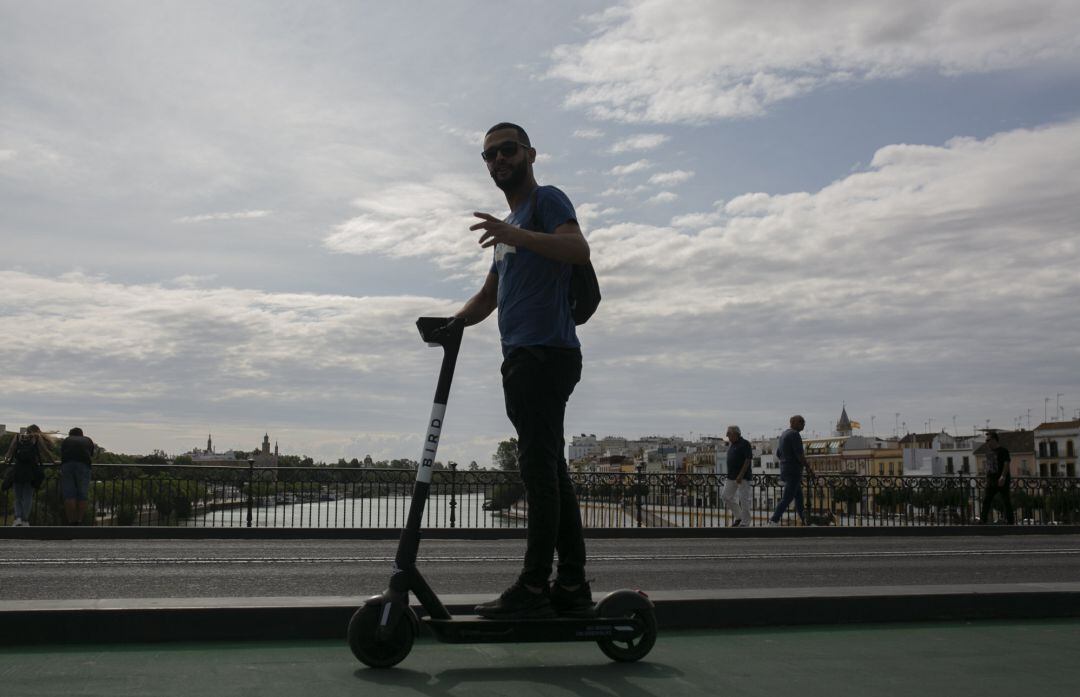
[751,437,780,477]
[569,434,600,461]
[901,432,986,476]
[1035,419,1079,477]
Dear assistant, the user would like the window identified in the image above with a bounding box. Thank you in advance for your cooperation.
[1041,463,1049,477]
[1050,442,1059,457]
[1068,440,1075,458]
[1039,442,1048,457]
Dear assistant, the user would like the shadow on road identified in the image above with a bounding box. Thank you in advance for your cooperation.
[353,660,683,697]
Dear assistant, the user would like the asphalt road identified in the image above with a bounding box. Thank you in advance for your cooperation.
[5,621,1080,697]
[2,534,1079,601]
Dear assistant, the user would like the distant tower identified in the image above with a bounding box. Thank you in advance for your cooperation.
[835,405,853,437]
[274,441,279,457]
[262,433,271,455]
[207,434,213,454]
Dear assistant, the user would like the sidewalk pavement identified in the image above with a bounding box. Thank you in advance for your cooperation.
[4,582,1080,645]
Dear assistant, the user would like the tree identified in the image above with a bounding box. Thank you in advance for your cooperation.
[493,439,518,472]
[468,460,479,471]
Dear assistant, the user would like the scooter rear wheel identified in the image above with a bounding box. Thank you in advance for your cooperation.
[348,603,418,668]
[597,607,657,662]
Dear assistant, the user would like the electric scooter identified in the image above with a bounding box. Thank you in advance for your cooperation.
[347,317,657,668]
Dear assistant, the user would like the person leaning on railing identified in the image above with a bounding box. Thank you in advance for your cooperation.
[2,425,53,527]
[60,427,96,525]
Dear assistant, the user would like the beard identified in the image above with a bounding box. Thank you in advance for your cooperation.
[490,159,529,192]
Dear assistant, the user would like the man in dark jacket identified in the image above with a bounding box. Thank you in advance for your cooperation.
[60,427,96,525]
[980,431,1014,525]
[769,415,814,526]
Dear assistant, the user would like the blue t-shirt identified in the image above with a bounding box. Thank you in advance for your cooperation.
[726,438,753,478]
[490,185,580,356]
[777,428,804,475]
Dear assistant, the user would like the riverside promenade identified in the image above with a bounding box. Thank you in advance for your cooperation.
[2,526,1080,696]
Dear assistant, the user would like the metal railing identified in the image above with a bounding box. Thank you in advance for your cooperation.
[2,462,1079,528]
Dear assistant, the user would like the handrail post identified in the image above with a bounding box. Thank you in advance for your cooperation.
[635,464,644,528]
[246,459,255,528]
[448,461,457,529]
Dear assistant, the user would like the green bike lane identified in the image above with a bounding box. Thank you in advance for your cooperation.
[3,619,1077,697]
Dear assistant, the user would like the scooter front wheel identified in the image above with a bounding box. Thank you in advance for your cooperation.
[597,607,657,662]
[348,603,418,668]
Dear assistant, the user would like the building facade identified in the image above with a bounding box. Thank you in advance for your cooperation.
[1034,420,1079,477]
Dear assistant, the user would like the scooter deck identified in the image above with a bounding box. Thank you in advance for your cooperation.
[422,614,646,644]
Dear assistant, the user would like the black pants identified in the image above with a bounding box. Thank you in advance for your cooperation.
[501,346,585,588]
[981,474,1015,524]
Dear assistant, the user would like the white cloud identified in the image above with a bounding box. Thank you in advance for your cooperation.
[671,206,724,228]
[576,202,621,231]
[442,126,488,147]
[585,120,1080,366]
[550,0,1080,123]
[323,174,505,276]
[599,184,647,198]
[573,128,605,139]
[0,270,504,462]
[607,159,652,176]
[649,170,694,186]
[610,133,670,153]
[174,210,273,224]
[647,191,678,204]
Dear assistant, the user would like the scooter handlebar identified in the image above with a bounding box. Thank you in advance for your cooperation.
[416,316,464,349]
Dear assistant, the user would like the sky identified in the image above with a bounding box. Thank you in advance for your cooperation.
[2,0,1079,467]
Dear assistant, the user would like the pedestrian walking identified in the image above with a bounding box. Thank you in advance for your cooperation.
[721,425,754,526]
[980,431,1014,525]
[769,415,814,526]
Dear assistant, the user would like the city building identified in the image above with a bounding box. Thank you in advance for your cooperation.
[842,437,903,476]
[1034,420,1079,477]
[973,430,1036,477]
[184,433,279,468]
[569,434,600,461]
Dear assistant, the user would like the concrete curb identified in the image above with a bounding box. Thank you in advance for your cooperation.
[4,583,1079,646]
[2,524,1078,541]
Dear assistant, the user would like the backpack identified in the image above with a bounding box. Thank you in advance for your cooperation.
[14,435,38,467]
[528,188,601,325]
[10,435,45,488]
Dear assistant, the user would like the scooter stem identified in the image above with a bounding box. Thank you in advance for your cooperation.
[394,317,464,572]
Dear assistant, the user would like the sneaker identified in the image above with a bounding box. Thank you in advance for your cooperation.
[768,519,781,527]
[550,580,596,617]
[475,582,556,619]
[11,518,22,527]
[731,519,743,528]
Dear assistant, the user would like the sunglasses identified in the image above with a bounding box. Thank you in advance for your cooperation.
[481,141,530,162]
